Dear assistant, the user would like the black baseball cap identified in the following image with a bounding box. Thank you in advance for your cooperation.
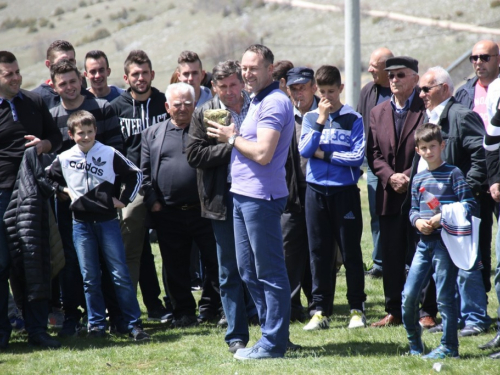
[286,67,314,86]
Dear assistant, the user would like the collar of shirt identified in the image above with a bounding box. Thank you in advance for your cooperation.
[220,91,251,131]
[252,81,280,104]
[293,96,318,119]
[0,90,23,104]
[390,89,416,113]
[426,97,451,123]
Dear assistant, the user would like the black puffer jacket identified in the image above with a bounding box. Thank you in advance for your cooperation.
[4,147,55,302]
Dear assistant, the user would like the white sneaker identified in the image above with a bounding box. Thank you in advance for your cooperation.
[303,312,329,331]
[348,309,366,328]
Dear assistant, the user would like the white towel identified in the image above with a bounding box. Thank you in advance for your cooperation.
[440,202,480,271]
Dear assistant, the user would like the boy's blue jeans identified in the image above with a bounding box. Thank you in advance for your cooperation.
[73,219,141,331]
[402,238,459,350]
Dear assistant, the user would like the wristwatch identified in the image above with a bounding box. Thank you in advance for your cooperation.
[228,134,240,146]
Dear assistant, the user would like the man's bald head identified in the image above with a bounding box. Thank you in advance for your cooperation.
[368,47,394,87]
[471,40,500,86]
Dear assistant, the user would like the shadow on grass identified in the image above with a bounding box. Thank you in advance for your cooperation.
[286,341,489,360]
[4,326,191,354]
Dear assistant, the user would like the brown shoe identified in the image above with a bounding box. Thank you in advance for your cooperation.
[371,314,402,327]
[419,316,436,329]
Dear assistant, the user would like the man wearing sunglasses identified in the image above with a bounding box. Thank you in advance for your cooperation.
[415,67,490,338]
[455,40,499,320]
[367,56,425,327]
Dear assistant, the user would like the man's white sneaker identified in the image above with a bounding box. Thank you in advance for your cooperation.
[348,309,366,329]
[303,312,329,331]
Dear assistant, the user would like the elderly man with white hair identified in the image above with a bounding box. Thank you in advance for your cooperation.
[413,66,491,339]
[141,82,221,329]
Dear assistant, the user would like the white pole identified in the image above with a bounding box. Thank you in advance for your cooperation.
[345,0,361,109]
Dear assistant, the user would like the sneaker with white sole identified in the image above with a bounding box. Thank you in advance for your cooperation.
[348,309,366,328]
[303,312,329,331]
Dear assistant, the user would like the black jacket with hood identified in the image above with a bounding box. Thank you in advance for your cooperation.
[110,87,168,167]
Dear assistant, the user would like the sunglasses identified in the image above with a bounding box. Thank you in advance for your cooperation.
[469,54,498,63]
[420,83,443,94]
[388,72,412,80]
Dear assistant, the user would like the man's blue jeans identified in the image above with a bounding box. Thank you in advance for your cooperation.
[366,167,382,270]
[494,222,500,327]
[73,219,141,331]
[457,267,491,330]
[212,189,257,345]
[233,194,290,354]
[402,239,459,350]
[0,189,13,338]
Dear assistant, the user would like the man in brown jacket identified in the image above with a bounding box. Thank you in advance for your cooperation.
[367,56,425,327]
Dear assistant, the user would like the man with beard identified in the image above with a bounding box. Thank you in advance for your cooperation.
[110,50,171,323]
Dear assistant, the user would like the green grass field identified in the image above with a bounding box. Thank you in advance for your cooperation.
[2,179,499,374]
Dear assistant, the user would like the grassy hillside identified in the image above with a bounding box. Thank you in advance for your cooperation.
[1,0,499,94]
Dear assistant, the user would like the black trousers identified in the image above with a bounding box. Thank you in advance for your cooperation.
[379,212,416,318]
[153,206,221,318]
[281,208,312,315]
[306,184,366,314]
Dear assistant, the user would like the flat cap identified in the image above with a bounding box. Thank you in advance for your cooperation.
[384,56,419,73]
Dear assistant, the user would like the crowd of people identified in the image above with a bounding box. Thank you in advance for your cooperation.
[0,37,500,361]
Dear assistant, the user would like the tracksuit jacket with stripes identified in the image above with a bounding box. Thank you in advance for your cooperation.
[299,104,365,186]
[46,141,142,222]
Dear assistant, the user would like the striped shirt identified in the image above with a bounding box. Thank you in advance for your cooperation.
[410,163,478,236]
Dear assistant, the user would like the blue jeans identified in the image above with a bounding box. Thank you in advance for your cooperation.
[457,267,491,330]
[496,220,500,326]
[73,219,141,331]
[0,189,13,338]
[233,194,290,354]
[212,189,257,344]
[366,167,382,269]
[402,239,459,350]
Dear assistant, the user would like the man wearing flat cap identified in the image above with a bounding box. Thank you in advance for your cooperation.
[281,67,319,322]
[367,56,425,327]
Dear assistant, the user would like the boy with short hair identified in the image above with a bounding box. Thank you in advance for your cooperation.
[299,65,367,330]
[46,110,149,341]
[403,123,478,359]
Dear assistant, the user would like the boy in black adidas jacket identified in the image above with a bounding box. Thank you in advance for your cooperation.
[46,110,149,341]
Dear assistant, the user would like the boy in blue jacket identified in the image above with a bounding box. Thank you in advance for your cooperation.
[299,65,366,330]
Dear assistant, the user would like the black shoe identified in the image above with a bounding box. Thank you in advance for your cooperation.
[148,308,173,323]
[459,325,487,337]
[489,350,500,359]
[364,267,383,278]
[0,332,10,350]
[248,314,260,326]
[479,332,500,350]
[129,325,150,341]
[228,340,246,353]
[58,320,82,338]
[427,323,443,334]
[28,332,61,349]
[87,327,107,339]
[109,322,129,335]
[290,308,308,323]
[287,340,302,352]
[171,315,198,329]
[217,313,228,328]
[197,312,217,324]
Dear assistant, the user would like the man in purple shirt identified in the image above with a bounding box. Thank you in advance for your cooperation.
[207,44,294,360]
